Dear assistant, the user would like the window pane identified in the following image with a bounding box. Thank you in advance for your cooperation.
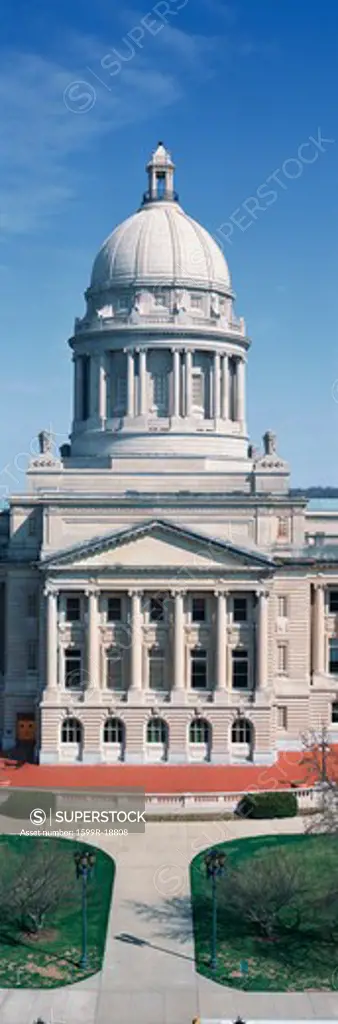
[191,649,207,688]
[62,718,81,743]
[65,649,81,688]
[232,649,248,688]
[192,598,206,622]
[149,597,164,622]
[104,717,123,743]
[329,591,338,613]
[107,597,122,621]
[106,648,122,690]
[116,376,127,411]
[149,647,165,690]
[232,717,251,743]
[147,717,166,743]
[192,374,203,406]
[66,597,81,622]
[190,718,209,743]
[329,639,338,674]
[332,702,338,723]
[153,373,169,410]
[233,597,247,622]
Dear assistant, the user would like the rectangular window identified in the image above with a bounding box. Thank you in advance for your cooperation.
[27,591,38,618]
[192,373,203,406]
[107,597,122,622]
[66,596,81,622]
[106,649,123,690]
[233,597,247,623]
[27,640,38,672]
[65,648,82,689]
[232,648,249,689]
[278,595,288,617]
[116,376,127,412]
[277,643,288,674]
[191,649,207,689]
[329,591,338,613]
[82,355,90,421]
[332,702,338,723]
[191,294,202,309]
[149,596,164,622]
[149,647,165,690]
[329,638,338,675]
[153,373,169,410]
[192,597,206,622]
[277,705,288,729]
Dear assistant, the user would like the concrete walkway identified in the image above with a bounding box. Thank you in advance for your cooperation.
[1,817,338,1023]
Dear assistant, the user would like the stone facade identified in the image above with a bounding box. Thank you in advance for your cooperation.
[0,142,337,766]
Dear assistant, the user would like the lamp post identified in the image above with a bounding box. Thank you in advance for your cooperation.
[74,848,96,969]
[204,847,226,971]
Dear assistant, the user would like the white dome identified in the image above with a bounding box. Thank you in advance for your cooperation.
[90,202,230,295]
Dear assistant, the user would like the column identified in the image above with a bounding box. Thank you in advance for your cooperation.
[215,591,227,691]
[172,349,180,417]
[129,590,143,692]
[236,357,246,423]
[185,350,192,417]
[87,590,99,690]
[213,352,221,419]
[127,350,135,417]
[172,591,185,694]
[73,356,83,423]
[221,354,229,419]
[45,589,58,690]
[98,353,107,421]
[139,349,147,415]
[256,590,269,688]
[313,583,325,675]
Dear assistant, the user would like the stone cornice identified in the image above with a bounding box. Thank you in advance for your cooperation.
[38,517,275,570]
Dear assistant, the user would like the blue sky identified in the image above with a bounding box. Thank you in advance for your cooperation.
[0,0,337,491]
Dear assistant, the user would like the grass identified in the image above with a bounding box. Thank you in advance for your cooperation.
[0,835,114,988]
[190,833,338,991]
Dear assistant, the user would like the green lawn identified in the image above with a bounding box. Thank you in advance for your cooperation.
[190,833,338,991]
[0,835,114,988]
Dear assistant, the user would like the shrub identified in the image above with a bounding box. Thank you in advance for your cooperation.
[235,790,298,819]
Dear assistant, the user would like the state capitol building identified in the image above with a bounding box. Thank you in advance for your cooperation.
[1,142,337,766]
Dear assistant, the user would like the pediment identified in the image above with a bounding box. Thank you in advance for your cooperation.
[41,519,274,574]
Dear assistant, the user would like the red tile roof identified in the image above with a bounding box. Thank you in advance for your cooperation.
[0,748,337,793]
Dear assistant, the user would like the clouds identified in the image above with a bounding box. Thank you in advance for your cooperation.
[0,15,220,237]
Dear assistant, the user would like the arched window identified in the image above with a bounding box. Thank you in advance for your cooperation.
[146,717,167,744]
[189,718,210,744]
[103,717,124,744]
[231,717,252,744]
[332,702,338,724]
[61,717,82,743]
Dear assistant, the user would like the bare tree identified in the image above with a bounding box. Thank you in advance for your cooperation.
[220,848,310,939]
[299,725,338,834]
[0,840,76,934]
